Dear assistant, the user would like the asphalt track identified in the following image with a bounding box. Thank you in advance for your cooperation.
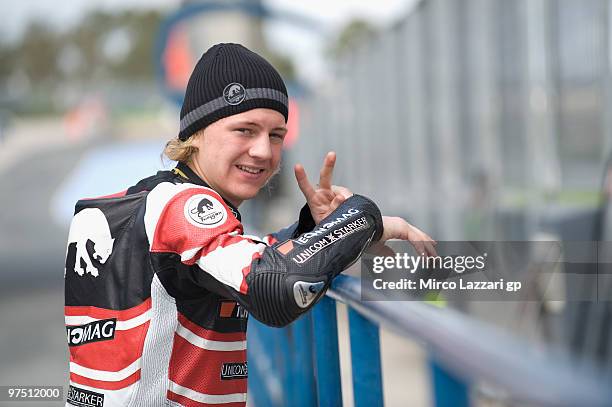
[0,142,86,285]
[0,139,88,406]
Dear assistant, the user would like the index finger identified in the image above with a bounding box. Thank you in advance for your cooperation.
[318,151,336,190]
[294,164,316,199]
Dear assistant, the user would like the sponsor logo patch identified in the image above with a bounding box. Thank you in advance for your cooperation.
[67,318,116,347]
[293,281,325,308]
[223,82,246,105]
[67,385,105,407]
[276,240,294,255]
[185,194,227,228]
[292,217,369,265]
[295,208,360,244]
[66,208,115,278]
[221,362,248,380]
[218,301,248,319]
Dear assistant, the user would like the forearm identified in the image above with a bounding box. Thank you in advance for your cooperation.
[246,194,383,327]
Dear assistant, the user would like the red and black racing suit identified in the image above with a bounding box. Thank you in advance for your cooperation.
[64,162,382,407]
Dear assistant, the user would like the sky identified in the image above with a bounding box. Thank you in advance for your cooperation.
[1,0,417,41]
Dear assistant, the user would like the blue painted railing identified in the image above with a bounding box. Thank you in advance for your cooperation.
[248,275,612,407]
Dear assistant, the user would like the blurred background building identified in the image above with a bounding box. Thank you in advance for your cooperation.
[1,0,611,405]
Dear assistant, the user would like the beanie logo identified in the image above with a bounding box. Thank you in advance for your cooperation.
[223,83,246,105]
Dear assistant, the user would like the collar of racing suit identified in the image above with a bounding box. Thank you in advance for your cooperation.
[173,162,242,222]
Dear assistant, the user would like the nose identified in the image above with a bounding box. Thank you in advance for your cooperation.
[248,133,273,161]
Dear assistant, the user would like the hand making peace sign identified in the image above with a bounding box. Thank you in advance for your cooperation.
[294,151,438,257]
[294,152,352,225]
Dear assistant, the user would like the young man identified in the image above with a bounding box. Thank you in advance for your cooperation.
[64,43,435,407]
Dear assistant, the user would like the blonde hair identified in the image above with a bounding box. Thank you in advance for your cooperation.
[163,134,199,163]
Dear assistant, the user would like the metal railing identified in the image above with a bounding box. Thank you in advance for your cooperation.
[247,275,612,407]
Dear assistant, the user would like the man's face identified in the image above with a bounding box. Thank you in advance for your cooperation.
[191,108,287,207]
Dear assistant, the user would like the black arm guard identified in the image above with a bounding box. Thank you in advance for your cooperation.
[246,194,383,327]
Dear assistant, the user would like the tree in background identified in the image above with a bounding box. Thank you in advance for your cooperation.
[326,19,377,59]
[0,10,163,115]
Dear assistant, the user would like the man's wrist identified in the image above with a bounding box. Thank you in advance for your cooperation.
[292,203,316,238]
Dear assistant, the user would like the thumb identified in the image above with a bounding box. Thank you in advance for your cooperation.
[330,193,346,211]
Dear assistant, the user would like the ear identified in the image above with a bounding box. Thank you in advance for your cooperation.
[190,129,206,147]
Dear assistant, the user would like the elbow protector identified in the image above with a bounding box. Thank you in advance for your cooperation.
[246,194,383,327]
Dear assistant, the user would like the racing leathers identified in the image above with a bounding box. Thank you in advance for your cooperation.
[64,162,383,407]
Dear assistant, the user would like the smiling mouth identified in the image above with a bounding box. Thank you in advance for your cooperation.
[236,165,265,175]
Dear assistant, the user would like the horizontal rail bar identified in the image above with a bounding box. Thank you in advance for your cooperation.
[327,275,612,407]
